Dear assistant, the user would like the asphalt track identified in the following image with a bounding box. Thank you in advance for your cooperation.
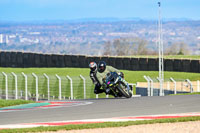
[0,95,200,125]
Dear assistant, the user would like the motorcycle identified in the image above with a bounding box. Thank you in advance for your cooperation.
[103,72,132,98]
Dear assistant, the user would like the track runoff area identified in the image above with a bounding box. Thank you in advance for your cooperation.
[1,95,200,129]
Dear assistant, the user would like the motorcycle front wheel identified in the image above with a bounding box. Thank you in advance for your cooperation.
[117,83,132,98]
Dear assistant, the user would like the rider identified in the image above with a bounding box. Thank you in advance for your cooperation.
[89,62,104,94]
[96,61,126,95]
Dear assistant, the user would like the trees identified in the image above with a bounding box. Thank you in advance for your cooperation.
[166,42,190,55]
[103,41,113,56]
[102,37,148,56]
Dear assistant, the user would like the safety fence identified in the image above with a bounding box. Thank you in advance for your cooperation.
[1,71,198,100]
[138,76,200,96]
[0,51,200,73]
[0,72,112,101]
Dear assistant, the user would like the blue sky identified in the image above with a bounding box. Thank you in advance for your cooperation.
[0,0,199,21]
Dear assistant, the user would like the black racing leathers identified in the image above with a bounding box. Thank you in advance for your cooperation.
[90,71,98,85]
[90,70,104,94]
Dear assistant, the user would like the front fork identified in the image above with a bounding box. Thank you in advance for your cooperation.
[119,77,130,91]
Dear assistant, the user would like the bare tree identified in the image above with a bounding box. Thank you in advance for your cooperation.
[103,41,113,56]
[136,38,148,55]
[102,37,150,56]
[166,42,190,55]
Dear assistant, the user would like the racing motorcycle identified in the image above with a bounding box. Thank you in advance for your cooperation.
[103,72,132,98]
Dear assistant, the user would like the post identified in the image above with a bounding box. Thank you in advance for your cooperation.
[197,80,200,92]
[67,75,73,100]
[56,74,62,100]
[170,77,176,94]
[144,75,150,96]
[32,73,39,101]
[147,76,154,96]
[22,72,28,100]
[11,72,18,99]
[44,73,50,100]
[80,75,86,99]
[2,72,8,100]
[157,77,164,96]
[186,79,193,93]
[158,1,164,98]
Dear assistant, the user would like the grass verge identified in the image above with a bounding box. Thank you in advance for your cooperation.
[170,92,200,96]
[1,116,200,133]
[121,55,200,59]
[1,67,200,83]
[0,99,35,108]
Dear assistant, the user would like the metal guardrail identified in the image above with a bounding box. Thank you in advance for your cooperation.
[44,73,50,100]
[67,75,73,100]
[55,74,62,100]
[144,75,150,96]
[1,72,199,100]
[142,76,199,96]
[147,76,154,96]
[185,79,193,93]
[21,72,28,100]
[80,75,86,99]
[32,73,39,101]
[2,72,8,100]
[170,77,177,95]
[11,72,18,99]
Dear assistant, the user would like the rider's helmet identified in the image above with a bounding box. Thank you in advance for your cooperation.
[89,62,97,72]
[98,61,106,73]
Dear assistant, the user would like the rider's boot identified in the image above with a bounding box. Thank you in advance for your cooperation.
[105,88,110,95]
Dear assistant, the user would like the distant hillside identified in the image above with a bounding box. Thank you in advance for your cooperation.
[0,19,200,55]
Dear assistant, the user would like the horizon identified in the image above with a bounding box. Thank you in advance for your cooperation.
[0,0,200,22]
[0,17,198,24]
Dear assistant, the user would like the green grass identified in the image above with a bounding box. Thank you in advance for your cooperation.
[121,55,200,59]
[164,55,200,59]
[170,92,200,96]
[1,116,200,133]
[1,67,200,83]
[0,99,34,108]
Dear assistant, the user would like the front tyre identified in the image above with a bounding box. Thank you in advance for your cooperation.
[117,83,132,98]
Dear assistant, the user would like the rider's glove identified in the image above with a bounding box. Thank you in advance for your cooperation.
[118,72,124,78]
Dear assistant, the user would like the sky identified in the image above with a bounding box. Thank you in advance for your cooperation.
[0,0,200,22]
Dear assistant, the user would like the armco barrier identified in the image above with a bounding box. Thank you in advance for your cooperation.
[0,51,6,67]
[100,56,109,66]
[115,57,123,69]
[123,57,131,70]
[10,52,17,67]
[71,55,79,67]
[181,59,190,72]
[148,58,158,71]
[16,52,23,67]
[173,59,182,72]
[139,58,148,71]
[0,51,199,73]
[190,60,199,73]
[130,58,139,70]
[78,55,87,68]
[108,57,116,67]
[164,59,173,71]
[64,54,72,67]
